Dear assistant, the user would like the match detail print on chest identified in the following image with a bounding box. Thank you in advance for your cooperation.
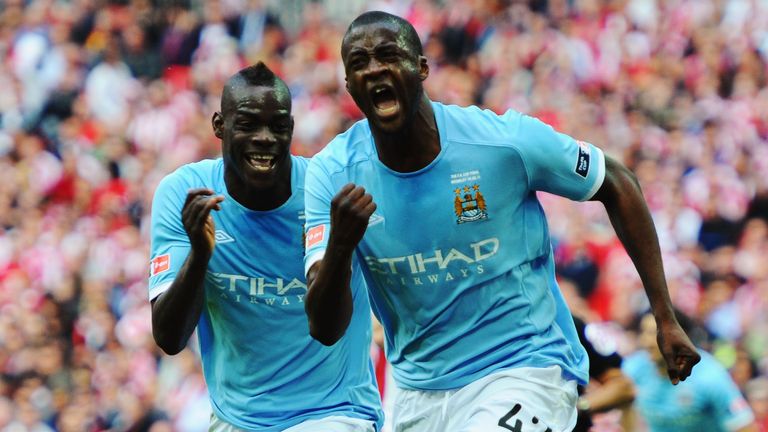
[451,169,488,224]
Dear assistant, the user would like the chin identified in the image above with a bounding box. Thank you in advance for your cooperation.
[247,173,279,189]
[370,116,407,135]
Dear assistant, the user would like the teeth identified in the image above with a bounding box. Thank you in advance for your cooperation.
[246,154,275,171]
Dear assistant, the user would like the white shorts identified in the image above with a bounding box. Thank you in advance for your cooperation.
[209,413,376,432]
[391,366,578,432]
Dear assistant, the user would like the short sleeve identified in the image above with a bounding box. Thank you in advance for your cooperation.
[148,174,192,301]
[515,115,606,201]
[303,158,335,276]
[705,361,755,431]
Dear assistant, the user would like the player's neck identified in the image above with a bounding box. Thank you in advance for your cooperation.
[224,159,293,211]
[372,94,440,173]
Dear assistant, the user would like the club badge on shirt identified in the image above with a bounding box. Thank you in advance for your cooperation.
[454,183,488,224]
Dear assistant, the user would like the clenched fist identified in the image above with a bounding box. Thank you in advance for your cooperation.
[657,320,701,384]
[329,184,377,251]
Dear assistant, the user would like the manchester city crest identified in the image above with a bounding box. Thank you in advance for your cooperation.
[454,184,488,224]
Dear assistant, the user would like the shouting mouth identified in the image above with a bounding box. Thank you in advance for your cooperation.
[370,85,400,118]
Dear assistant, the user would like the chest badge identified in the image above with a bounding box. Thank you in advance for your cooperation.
[454,184,488,224]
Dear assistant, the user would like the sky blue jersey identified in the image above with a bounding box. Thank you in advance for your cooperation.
[149,157,382,431]
[304,101,605,390]
[623,350,754,432]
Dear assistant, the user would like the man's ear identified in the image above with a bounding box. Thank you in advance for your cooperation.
[345,76,350,93]
[419,56,429,81]
[212,112,224,139]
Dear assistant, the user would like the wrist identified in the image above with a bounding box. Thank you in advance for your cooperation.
[327,236,358,256]
[190,246,213,262]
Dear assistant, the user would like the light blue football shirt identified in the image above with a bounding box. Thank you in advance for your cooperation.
[623,350,754,432]
[304,101,604,390]
[149,157,383,431]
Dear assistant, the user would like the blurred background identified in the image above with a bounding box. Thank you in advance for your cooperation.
[1,0,767,430]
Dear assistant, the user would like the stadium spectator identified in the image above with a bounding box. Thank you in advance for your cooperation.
[0,0,767,429]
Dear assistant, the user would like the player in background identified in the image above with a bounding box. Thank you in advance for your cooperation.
[148,62,382,432]
[561,278,636,431]
[572,315,636,432]
[624,310,756,432]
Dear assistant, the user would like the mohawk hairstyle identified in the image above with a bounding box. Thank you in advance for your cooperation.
[345,11,423,55]
[221,62,290,112]
[237,62,278,87]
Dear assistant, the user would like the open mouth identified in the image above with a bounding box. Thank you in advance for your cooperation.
[370,86,399,117]
[245,153,276,172]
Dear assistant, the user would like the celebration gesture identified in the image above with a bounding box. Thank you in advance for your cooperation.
[329,183,377,250]
[181,188,224,255]
[657,320,701,384]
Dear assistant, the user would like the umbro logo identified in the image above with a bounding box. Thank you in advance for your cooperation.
[215,230,235,244]
[368,213,384,227]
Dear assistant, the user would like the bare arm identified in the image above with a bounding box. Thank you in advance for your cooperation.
[151,189,223,355]
[580,368,636,413]
[590,156,700,383]
[305,184,376,346]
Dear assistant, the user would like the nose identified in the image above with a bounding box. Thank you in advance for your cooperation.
[362,57,387,78]
[251,126,276,145]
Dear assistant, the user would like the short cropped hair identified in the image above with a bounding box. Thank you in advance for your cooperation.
[344,11,423,56]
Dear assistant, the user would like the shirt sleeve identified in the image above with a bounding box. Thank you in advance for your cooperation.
[514,114,606,201]
[303,157,336,276]
[148,173,192,301]
[705,360,755,431]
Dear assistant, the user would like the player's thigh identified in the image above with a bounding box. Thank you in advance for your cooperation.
[452,367,578,432]
[283,415,376,432]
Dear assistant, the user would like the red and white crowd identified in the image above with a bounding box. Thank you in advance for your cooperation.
[1,0,767,430]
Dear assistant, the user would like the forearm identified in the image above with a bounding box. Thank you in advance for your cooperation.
[151,249,210,355]
[599,161,675,322]
[305,244,354,346]
[581,373,636,413]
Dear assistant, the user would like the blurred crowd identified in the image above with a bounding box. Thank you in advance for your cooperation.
[1,0,767,430]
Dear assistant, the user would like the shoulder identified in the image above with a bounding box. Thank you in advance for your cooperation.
[435,101,523,145]
[311,120,375,174]
[154,159,221,198]
[291,154,311,189]
[291,154,311,172]
[163,159,220,184]
[695,350,730,378]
